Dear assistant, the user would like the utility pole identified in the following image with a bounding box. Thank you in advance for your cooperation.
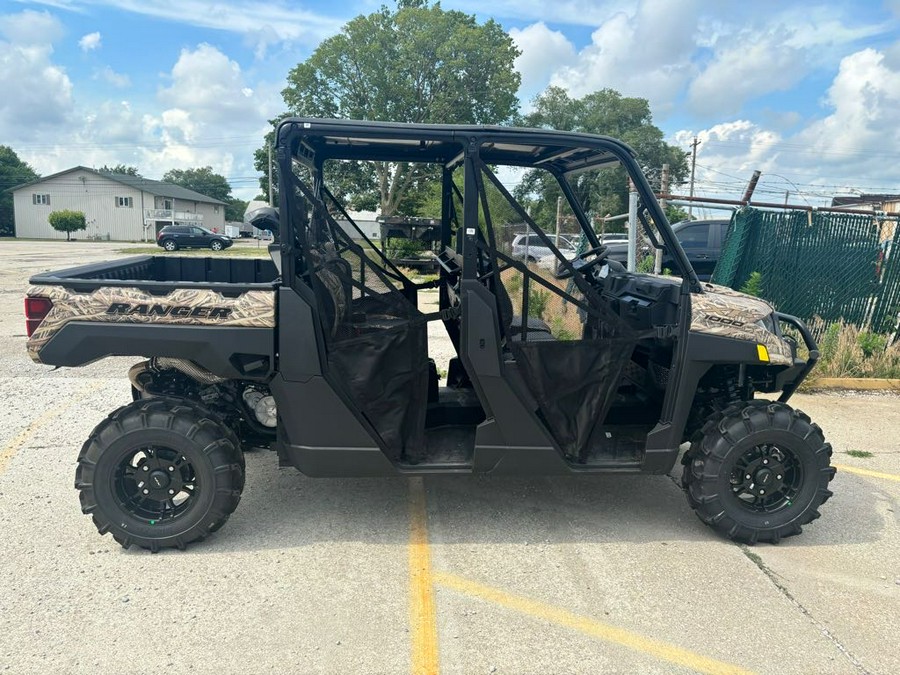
[627,177,638,272]
[656,163,669,274]
[268,144,274,207]
[687,136,700,219]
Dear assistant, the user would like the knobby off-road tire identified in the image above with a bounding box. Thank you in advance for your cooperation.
[75,398,244,551]
[681,401,835,544]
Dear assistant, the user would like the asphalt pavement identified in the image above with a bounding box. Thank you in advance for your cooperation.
[0,240,898,674]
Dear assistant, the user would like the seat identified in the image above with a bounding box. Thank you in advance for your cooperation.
[493,276,554,340]
[308,246,353,338]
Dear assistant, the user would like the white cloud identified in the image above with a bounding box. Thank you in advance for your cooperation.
[793,48,900,173]
[0,11,73,132]
[671,44,900,205]
[0,9,64,44]
[158,43,275,125]
[549,0,701,114]
[22,0,342,54]
[94,64,130,87]
[78,31,101,51]
[509,23,576,108]
[688,29,806,117]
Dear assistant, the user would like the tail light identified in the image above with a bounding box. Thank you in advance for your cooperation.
[25,296,53,337]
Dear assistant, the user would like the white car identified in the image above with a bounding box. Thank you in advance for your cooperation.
[511,233,578,262]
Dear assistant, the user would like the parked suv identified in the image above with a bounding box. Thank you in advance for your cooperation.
[511,233,578,261]
[157,225,233,252]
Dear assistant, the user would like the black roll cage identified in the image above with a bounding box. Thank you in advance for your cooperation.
[274,118,702,294]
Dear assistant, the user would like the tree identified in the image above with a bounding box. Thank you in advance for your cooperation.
[48,209,87,241]
[256,1,521,215]
[516,87,689,231]
[99,164,140,176]
[0,146,39,236]
[225,198,248,223]
[162,167,232,203]
[161,166,248,222]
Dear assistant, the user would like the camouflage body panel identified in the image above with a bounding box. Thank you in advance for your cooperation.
[26,284,275,363]
[690,283,793,366]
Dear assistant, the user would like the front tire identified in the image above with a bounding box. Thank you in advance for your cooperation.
[682,401,835,544]
[75,398,244,551]
[210,240,224,251]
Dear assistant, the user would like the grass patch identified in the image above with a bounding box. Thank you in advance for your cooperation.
[845,449,874,459]
[118,246,270,258]
[800,319,900,384]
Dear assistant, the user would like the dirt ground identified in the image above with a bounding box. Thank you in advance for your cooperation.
[0,240,898,674]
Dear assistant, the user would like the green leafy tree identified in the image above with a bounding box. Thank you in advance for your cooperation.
[162,166,232,202]
[98,164,140,176]
[0,146,39,236]
[516,87,688,230]
[162,166,248,221]
[225,197,248,222]
[255,1,520,215]
[48,209,87,241]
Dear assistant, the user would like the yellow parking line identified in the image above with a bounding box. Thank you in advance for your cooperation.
[433,571,754,675]
[0,381,103,476]
[833,463,900,483]
[408,477,439,674]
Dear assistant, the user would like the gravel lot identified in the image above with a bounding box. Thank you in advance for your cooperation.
[1,240,898,674]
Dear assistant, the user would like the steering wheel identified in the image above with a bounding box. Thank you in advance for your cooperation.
[555,244,609,279]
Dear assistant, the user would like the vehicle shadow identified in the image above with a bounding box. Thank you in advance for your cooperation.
[178,450,883,554]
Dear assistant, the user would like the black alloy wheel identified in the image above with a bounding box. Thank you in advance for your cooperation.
[76,398,244,551]
[682,401,835,544]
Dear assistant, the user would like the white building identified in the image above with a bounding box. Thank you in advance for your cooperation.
[12,167,226,241]
[338,209,380,241]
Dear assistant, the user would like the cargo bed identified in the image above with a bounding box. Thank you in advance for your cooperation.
[26,255,279,379]
[29,255,279,291]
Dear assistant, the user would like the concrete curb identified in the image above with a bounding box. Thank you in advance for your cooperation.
[808,377,900,391]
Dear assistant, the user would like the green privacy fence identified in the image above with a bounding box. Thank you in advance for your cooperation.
[710,207,900,334]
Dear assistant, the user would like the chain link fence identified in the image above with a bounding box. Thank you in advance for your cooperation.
[711,207,900,335]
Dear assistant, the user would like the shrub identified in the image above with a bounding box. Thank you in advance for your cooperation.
[857,331,887,358]
[740,271,764,297]
[810,321,900,379]
[637,254,655,273]
[528,288,550,319]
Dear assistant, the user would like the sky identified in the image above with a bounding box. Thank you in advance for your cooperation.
[3,0,900,212]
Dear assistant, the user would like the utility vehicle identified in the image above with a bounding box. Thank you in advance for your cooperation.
[25,119,834,550]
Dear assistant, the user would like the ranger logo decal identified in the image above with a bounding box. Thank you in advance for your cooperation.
[106,303,234,319]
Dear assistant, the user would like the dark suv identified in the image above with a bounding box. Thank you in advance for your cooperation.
[156,225,233,252]
[607,219,729,280]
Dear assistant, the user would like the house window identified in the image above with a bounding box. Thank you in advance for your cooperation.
[32,193,50,206]
[214,205,219,213]
[116,196,133,208]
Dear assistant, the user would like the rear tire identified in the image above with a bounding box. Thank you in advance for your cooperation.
[681,401,835,544]
[75,398,244,551]
[162,239,178,251]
